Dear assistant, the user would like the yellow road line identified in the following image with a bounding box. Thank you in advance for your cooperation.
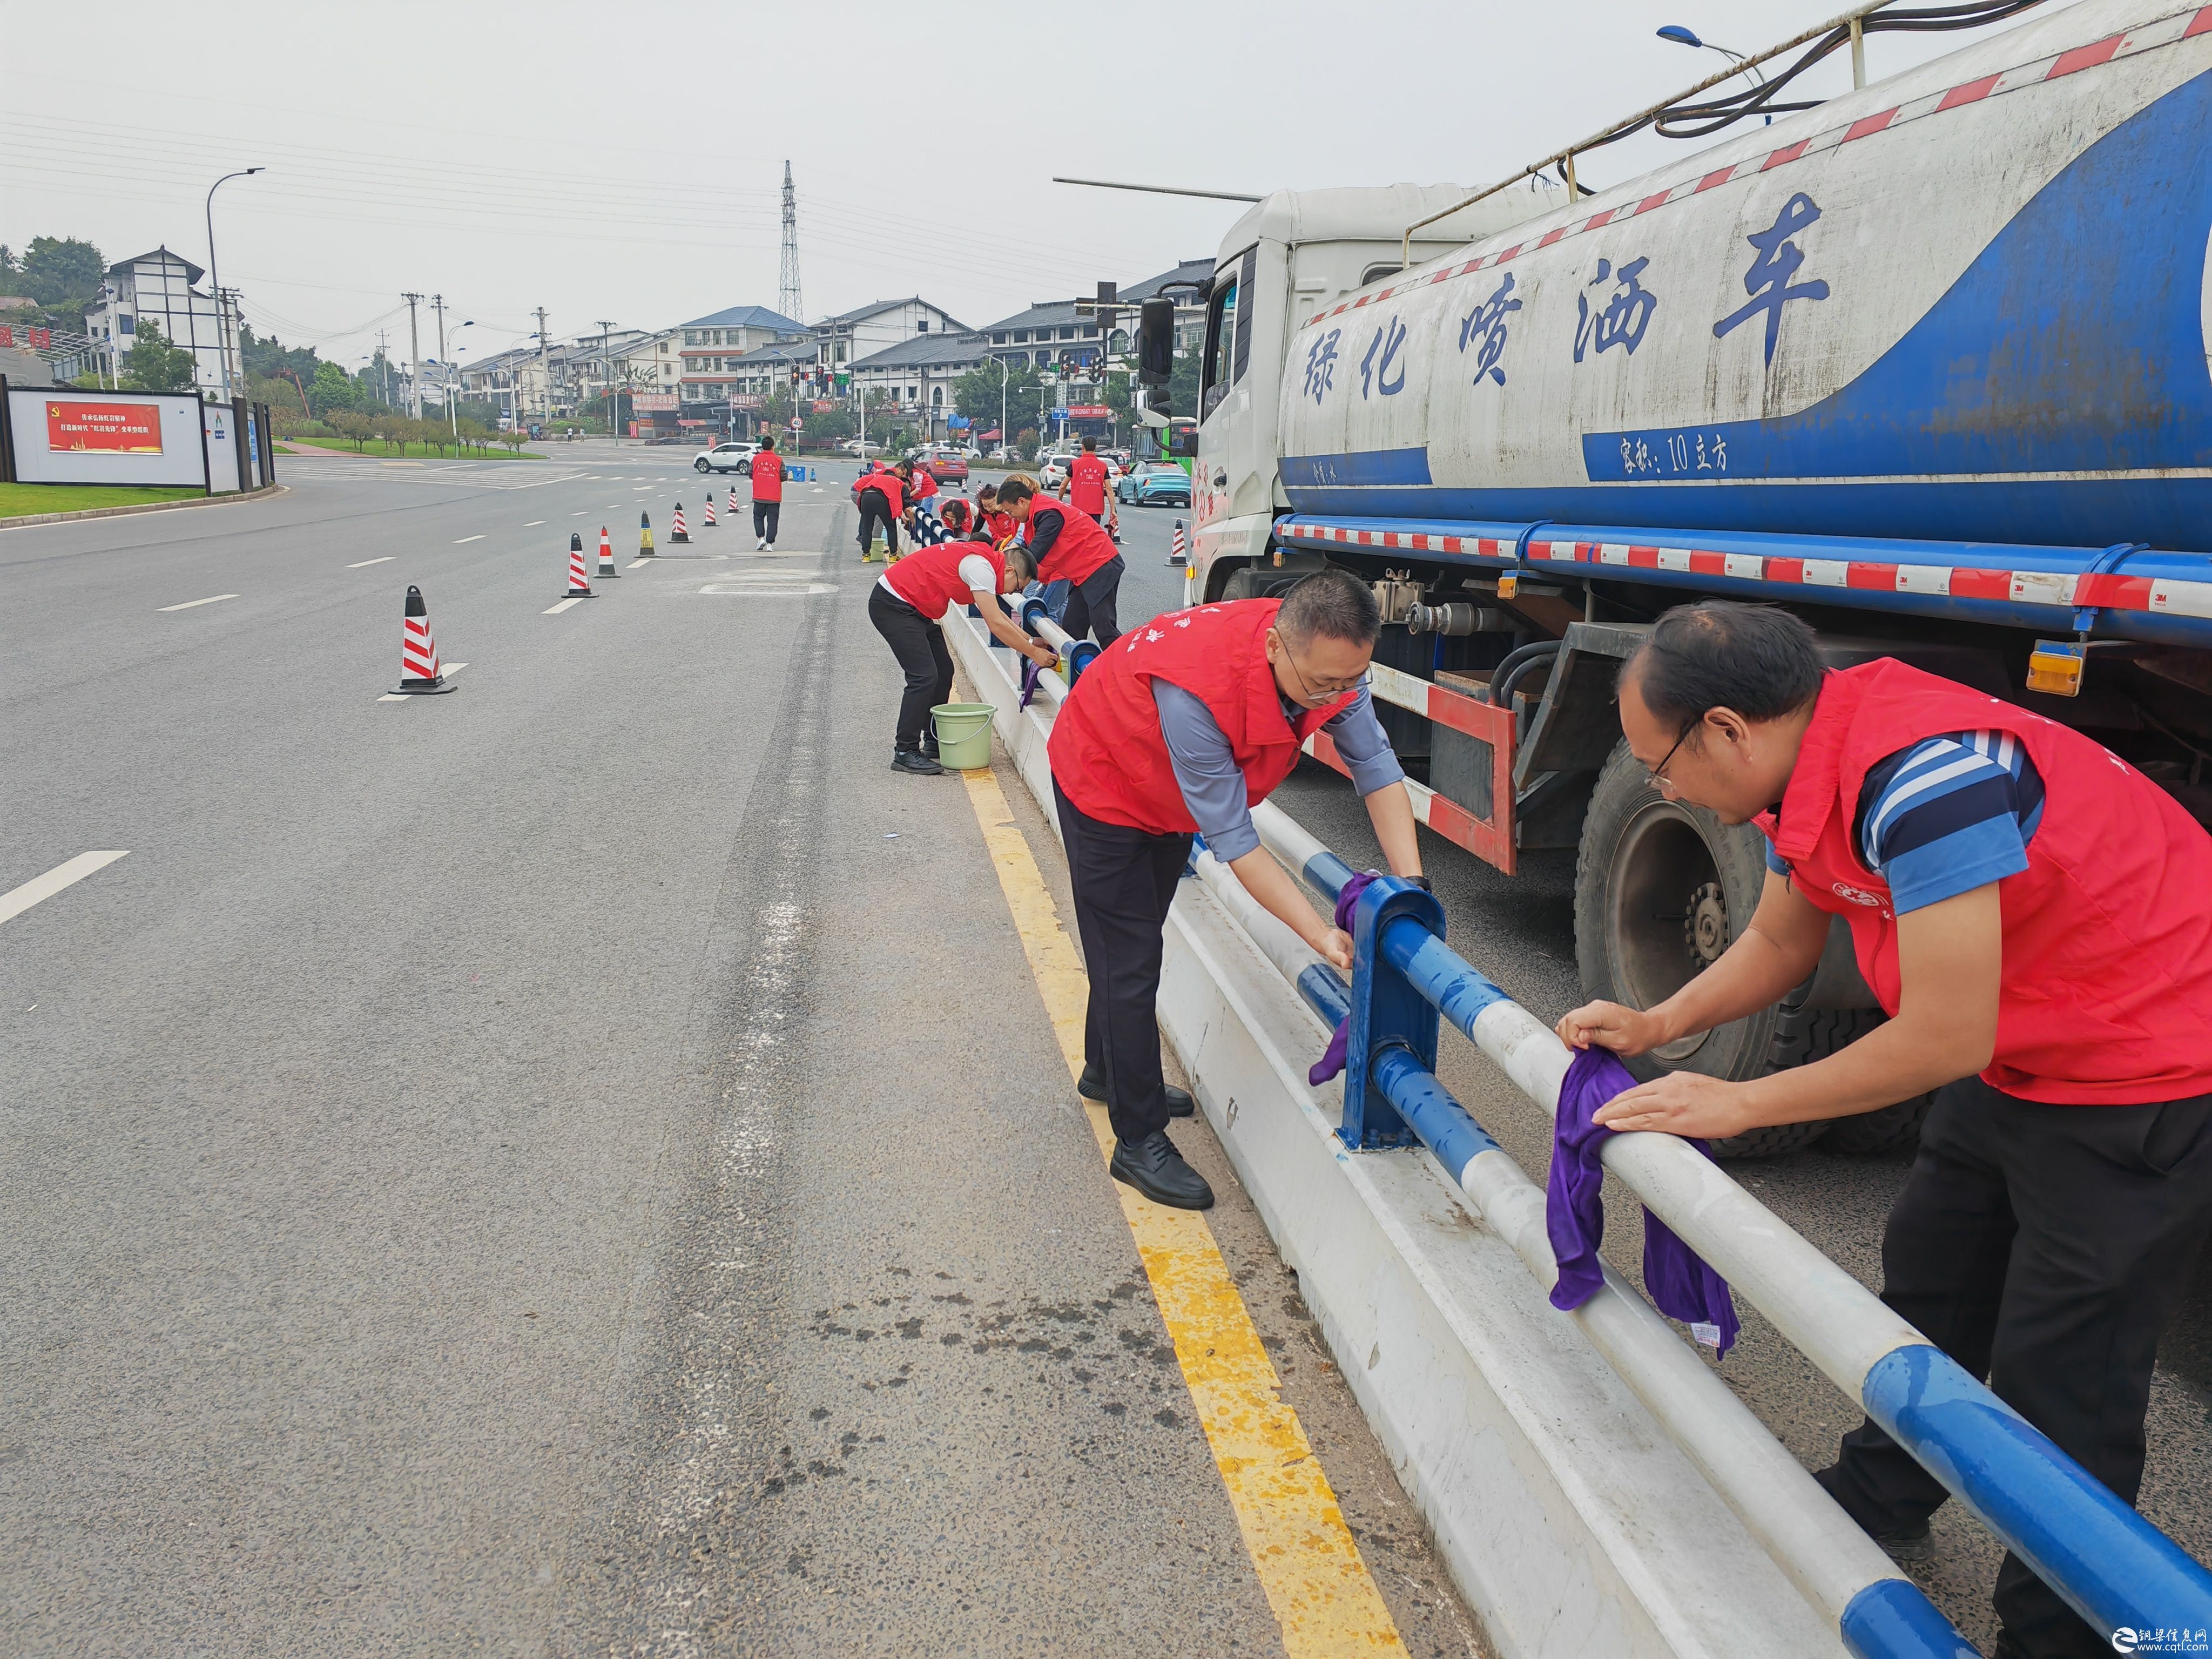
[959,764,1408,1658]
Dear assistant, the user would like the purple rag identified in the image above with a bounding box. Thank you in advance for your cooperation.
[1546,1047,1739,1357]
[1306,871,1379,1086]
[1019,659,1045,708]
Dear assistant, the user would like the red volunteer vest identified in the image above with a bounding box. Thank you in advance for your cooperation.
[1049,599,1354,834]
[751,449,783,501]
[884,541,1004,620]
[1757,659,2212,1104]
[980,507,1016,546]
[1068,453,1108,514]
[858,470,905,516]
[1027,499,1117,586]
[911,467,939,500]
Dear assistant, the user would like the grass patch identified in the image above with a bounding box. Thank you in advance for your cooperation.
[280,439,544,461]
[0,482,208,518]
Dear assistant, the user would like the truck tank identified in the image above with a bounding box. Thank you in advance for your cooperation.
[1274,0,2212,555]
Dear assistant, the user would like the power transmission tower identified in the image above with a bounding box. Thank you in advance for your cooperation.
[778,160,804,325]
[402,292,423,417]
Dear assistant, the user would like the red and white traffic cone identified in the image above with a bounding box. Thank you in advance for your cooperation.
[563,531,596,597]
[393,585,456,693]
[1168,518,1188,568]
[597,526,619,577]
[703,494,717,528]
[726,486,739,516]
[671,502,690,543]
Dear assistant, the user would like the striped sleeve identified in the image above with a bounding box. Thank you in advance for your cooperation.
[1852,731,2045,914]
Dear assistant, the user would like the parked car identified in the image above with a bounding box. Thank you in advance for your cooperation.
[694,441,758,475]
[839,439,884,457]
[1037,450,1081,490]
[986,446,1015,462]
[1118,460,1192,508]
[913,447,969,483]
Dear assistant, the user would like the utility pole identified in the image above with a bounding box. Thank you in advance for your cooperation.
[430,293,448,426]
[534,306,549,423]
[597,320,616,436]
[376,327,390,406]
[402,292,423,417]
[778,160,804,326]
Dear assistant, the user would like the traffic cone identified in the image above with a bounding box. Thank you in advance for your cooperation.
[703,495,718,528]
[671,502,690,543]
[638,510,655,557]
[1168,518,1188,568]
[393,585,456,693]
[726,486,738,516]
[597,526,618,577]
[563,532,596,597]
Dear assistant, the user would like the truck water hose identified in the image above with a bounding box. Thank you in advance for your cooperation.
[1475,640,1562,705]
[1489,641,1564,739]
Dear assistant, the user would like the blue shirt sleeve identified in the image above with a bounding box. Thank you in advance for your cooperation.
[1854,731,2044,914]
[1320,685,1406,798]
[1155,681,1261,861]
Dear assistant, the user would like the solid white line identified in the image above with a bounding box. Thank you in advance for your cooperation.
[157,594,239,612]
[544,596,585,615]
[626,558,652,569]
[347,557,394,569]
[571,510,590,516]
[0,851,129,928]
[524,520,545,527]
[454,535,485,544]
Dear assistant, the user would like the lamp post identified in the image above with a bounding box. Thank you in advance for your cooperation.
[1656,25,1773,120]
[444,321,474,435]
[205,167,264,399]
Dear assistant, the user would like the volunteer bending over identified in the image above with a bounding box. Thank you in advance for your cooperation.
[997,475,1124,648]
[870,535,1053,776]
[1556,601,2212,1659]
[1048,571,1424,1210]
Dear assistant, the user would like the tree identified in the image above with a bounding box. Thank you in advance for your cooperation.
[954,360,1041,440]
[120,320,199,392]
[311,360,358,415]
[18,236,104,307]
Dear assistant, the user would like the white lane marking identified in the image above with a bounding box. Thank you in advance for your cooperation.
[524,520,545,527]
[347,557,394,569]
[544,596,586,615]
[571,510,591,516]
[626,558,653,569]
[377,663,468,702]
[454,535,485,544]
[697,580,837,596]
[158,594,239,612]
[1,851,129,928]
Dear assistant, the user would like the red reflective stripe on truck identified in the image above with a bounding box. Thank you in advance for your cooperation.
[1763,139,1810,170]
[1847,563,1900,590]
[2077,572,2157,611]
[1696,167,1737,193]
[1843,109,1900,143]
[1947,567,2013,602]
[1939,73,2003,109]
[2189,7,2212,38]
[1688,549,1728,577]
[2047,33,2126,77]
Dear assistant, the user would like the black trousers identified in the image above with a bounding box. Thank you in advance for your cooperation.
[1058,554,1125,649]
[1053,779,1192,1144]
[868,582,952,753]
[1822,1074,2212,1657]
[752,500,780,542]
[857,490,901,556]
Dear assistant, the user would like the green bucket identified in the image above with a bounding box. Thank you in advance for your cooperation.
[930,703,996,770]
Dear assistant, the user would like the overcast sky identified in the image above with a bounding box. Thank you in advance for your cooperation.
[3,0,2085,372]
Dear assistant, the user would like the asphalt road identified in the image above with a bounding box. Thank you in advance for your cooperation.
[0,444,1483,1658]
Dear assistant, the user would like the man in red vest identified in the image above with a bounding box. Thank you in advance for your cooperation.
[748,432,783,550]
[854,460,907,562]
[1049,570,1425,1209]
[1556,601,2212,1659]
[998,475,1124,646]
[1061,433,1118,539]
[872,537,1053,774]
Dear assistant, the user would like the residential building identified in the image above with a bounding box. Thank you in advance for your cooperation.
[847,332,993,442]
[810,297,968,378]
[82,248,233,393]
[677,304,805,410]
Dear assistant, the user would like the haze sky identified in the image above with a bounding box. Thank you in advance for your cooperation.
[3,0,2087,372]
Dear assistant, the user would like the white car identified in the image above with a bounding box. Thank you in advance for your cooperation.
[693,441,758,475]
[1038,451,1120,492]
[839,439,884,457]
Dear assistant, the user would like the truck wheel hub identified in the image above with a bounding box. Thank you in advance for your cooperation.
[1685,881,1730,967]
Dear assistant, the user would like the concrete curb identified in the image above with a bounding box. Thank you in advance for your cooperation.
[943,613,1845,1659]
[0,483,288,532]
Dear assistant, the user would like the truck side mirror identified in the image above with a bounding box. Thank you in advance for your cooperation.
[1137,298,1174,386]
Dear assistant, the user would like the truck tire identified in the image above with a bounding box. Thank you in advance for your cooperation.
[1222,564,1304,602]
[1574,740,1833,1157]
[1819,1089,1932,1156]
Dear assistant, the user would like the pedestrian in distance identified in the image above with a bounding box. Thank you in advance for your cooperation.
[1060,432,1118,541]
[854,459,909,563]
[1047,570,1426,1209]
[750,432,784,550]
[871,537,1054,775]
[996,475,1125,649]
[1554,601,2212,1659]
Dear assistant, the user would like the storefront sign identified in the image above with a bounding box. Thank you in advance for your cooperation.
[48,399,164,453]
[631,392,678,412]
[1062,404,1112,419]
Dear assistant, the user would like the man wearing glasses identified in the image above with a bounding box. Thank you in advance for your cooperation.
[1048,570,1424,1209]
[1558,601,2212,1659]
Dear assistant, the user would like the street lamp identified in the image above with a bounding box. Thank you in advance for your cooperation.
[205,167,264,400]
[445,320,474,434]
[1656,24,1773,119]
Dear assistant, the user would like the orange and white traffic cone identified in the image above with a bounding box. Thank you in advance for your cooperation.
[726,486,739,516]
[703,495,717,528]
[393,585,456,693]
[638,509,655,557]
[563,531,596,597]
[671,502,690,543]
[597,526,619,577]
[1168,518,1188,568]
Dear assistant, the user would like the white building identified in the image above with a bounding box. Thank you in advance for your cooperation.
[847,333,993,442]
[82,248,233,393]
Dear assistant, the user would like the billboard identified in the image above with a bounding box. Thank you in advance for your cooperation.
[48,399,164,453]
[631,392,678,412]
[5,388,210,487]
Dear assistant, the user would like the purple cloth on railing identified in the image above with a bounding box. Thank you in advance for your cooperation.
[1306,871,1378,1086]
[1546,1047,1739,1358]
[1020,659,1045,709]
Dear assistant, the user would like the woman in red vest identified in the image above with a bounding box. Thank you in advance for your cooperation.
[854,461,908,562]
[871,536,1053,775]
[973,484,1016,548]
[1557,601,2212,1659]
[1048,570,1425,1209]
[997,475,1124,647]
[748,432,783,550]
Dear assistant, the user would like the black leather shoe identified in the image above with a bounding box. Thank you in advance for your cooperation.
[1077,1065,1194,1118]
[891,749,942,775]
[1109,1131,1213,1210]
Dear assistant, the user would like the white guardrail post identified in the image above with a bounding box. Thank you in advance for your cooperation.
[1246,801,2212,1657]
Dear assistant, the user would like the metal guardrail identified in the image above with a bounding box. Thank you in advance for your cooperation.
[1231,800,2212,1657]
